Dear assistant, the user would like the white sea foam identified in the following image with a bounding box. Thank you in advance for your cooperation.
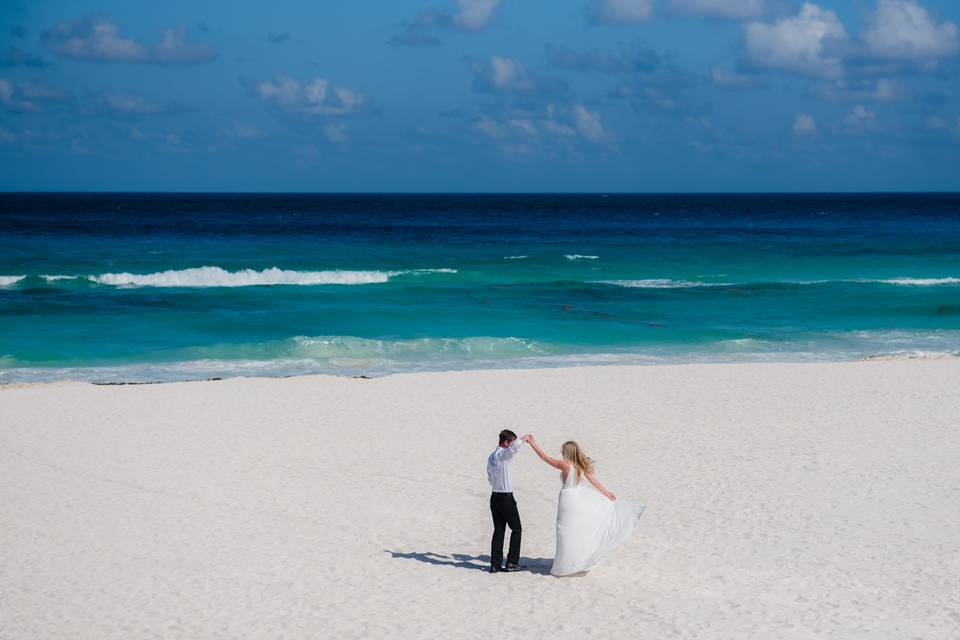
[596,279,730,288]
[0,275,26,286]
[41,275,79,282]
[5,328,960,384]
[289,335,547,360]
[861,350,960,361]
[717,338,772,347]
[503,255,529,260]
[599,277,960,288]
[859,277,960,286]
[565,254,599,260]
[84,266,456,288]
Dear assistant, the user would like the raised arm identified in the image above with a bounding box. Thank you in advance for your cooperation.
[524,435,568,471]
[498,435,525,461]
[585,471,616,501]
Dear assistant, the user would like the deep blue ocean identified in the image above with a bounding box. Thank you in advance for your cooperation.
[1,193,959,383]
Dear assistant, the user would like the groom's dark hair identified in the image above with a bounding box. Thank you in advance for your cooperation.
[499,429,518,445]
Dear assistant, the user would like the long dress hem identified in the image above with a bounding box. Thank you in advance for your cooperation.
[550,469,645,577]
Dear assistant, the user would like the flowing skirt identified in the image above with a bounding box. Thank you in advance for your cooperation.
[551,486,645,576]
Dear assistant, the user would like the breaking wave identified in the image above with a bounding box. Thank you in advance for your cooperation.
[598,277,960,289]
[77,266,457,288]
[0,275,26,286]
[857,277,960,286]
[596,279,730,288]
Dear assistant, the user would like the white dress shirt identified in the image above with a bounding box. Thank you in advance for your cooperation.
[487,438,524,493]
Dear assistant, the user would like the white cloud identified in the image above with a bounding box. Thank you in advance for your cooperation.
[792,113,817,136]
[473,105,612,152]
[507,118,538,137]
[323,122,348,144]
[472,116,534,156]
[472,56,537,92]
[744,3,847,78]
[669,0,765,20]
[151,26,216,64]
[542,120,577,137]
[815,78,904,102]
[543,105,577,137]
[256,75,366,116]
[43,16,214,65]
[128,128,201,152]
[843,104,876,132]
[572,105,612,143]
[489,57,532,90]
[926,116,960,136]
[451,0,502,31]
[164,133,181,145]
[0,78,18,110]
[861,0,959,61]
[474,116,508,139]
[0,77,68,111]
[394,0,501,44]
[590,0,654,24]
[44,17,145,62]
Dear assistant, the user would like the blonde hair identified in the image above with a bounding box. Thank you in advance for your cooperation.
[561,441,594,482]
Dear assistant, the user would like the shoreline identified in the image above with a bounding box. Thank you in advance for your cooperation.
[3,348,960,389]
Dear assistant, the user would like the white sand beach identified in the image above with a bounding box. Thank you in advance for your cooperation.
[1,360,959,639]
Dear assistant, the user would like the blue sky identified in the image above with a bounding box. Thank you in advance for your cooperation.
[1,0,959,191]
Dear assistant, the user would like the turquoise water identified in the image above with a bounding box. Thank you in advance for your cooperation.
[1,193,959,382]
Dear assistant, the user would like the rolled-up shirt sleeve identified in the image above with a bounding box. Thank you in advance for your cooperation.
[501,438,524,460]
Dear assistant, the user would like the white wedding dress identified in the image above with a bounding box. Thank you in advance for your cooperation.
[551,468,645,576]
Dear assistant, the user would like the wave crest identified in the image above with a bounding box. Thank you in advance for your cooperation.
[0,275,26,286]
[84,266,459,288]
[860,277,960,286]
[597,279,729,288]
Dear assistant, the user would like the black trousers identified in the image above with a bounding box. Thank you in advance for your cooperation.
[490,492,521,567]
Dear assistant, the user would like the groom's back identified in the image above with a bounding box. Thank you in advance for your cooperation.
[488,430,522,492]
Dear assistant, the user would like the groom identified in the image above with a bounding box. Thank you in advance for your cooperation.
[487,429,531,573]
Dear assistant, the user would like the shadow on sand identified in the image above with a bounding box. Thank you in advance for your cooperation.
[385,550,554,575]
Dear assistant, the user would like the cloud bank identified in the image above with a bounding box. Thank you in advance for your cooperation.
[255,75,366,116]
[43,16,215,65]
[392,0,502,46]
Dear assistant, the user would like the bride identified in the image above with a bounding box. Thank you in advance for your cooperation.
[524,435,644,576]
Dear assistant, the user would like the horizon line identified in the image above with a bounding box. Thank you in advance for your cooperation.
[2,190,960,196]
